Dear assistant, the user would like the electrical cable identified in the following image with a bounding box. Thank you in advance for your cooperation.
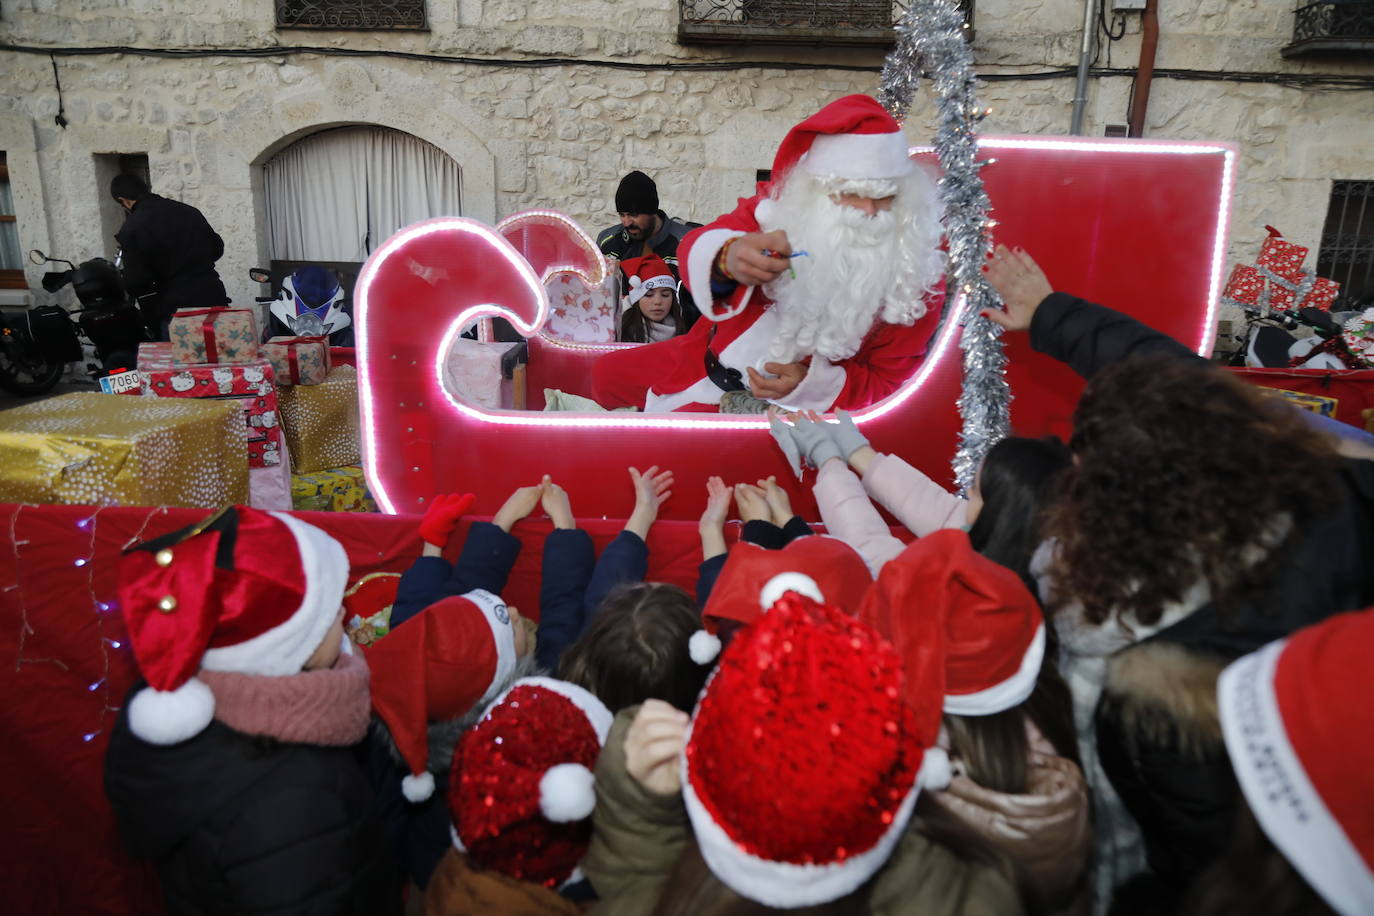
[3,42,1374,90]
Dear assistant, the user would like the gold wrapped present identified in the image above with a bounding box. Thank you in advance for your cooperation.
[291,465,377,513]
[0,393,247,507]
[276,365,360,473]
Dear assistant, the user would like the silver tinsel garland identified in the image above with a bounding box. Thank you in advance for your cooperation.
[880,0,1010,493]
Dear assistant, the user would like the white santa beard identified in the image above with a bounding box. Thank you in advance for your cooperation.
[758,171,945,364]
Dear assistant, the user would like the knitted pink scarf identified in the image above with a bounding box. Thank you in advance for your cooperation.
[198,649,372,746]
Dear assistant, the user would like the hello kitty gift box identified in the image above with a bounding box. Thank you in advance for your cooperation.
[136,342,284,469]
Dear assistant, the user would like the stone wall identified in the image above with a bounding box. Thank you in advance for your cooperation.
[1,0,1371,350]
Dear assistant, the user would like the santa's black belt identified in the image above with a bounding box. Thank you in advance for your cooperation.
[704,323,746,393]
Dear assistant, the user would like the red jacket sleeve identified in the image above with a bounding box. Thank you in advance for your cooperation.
[679,193,765,308]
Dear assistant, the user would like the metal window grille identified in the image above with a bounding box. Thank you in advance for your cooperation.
[1317,180,1374,309]
[1293,1,1374,42]
[679,1,972,40]
[276,0,427,30]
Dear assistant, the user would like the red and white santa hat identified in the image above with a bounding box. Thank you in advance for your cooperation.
[690,535,873,664]
[365,590,518,802]
[1217,608,1374,916]
[859,529,1045,717]
[771,94,914,183]
[619,254,678,306]
[118,506,350,746]
[449,676,613,889]
[683,593,944,908]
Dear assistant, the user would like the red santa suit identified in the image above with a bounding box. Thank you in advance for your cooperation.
[590,94,944,413]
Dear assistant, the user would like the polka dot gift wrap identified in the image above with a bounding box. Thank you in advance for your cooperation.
[275,365,361,474]
[0,393,248,507]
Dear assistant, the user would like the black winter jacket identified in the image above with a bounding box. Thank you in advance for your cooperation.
[104,687,398,916]
[116,194,229,319]
[1030,291,1374,909]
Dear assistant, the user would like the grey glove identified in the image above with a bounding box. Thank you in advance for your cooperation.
[788,415,845,471]
[830,410,871,462]
[768,414,804,480]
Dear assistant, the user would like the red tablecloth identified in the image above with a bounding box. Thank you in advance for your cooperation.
[1228,367,1374,430]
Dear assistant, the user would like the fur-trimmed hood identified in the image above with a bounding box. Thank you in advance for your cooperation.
[1099,641,1227,756]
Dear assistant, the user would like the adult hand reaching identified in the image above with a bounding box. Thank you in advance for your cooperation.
[982,245,1053,332]
[724,230,792,286]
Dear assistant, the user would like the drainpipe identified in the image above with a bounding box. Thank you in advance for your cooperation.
[1128,0,1160,137]
[1069,0,1100,134]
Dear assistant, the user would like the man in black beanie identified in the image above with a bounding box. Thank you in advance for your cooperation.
[597,170,701,325]
[111,173,229,340]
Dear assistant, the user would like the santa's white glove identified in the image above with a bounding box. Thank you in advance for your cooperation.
[830,411,871,462]
[768,414,804,480]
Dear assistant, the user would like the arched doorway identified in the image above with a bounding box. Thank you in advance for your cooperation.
[262,125,463,263]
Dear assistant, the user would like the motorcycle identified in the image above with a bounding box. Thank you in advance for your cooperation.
[0,251,146,396]
[1228,304,1363,371]
[249,264,354,346]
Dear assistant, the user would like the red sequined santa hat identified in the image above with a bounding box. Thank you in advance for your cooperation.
[859,528,1045,716]
[365,590,518,802]
[1217,607,1374,915]
[690,535,873,664]
[771,94,914,182]
[118,506,349,745]
[619,254,678,306]
[682,593,946,907]
[449,677,613,889]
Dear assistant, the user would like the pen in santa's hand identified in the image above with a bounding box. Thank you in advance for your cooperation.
[762,249,809,278]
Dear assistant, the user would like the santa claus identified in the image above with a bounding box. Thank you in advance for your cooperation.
[591,94,946,413]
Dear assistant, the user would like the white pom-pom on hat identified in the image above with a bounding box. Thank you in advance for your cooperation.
[918,747,952,791]
[759,572,823,610]
[402,770,436,803]
[128,678,216,746]
[539,762,596,823]
[689,629,723,665]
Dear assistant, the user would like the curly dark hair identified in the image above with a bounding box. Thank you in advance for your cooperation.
[1041,356,1338,628]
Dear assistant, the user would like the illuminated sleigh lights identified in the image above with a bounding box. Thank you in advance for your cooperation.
[355,138,1235,520]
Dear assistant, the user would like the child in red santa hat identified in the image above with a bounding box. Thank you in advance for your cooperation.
[1183,607,1374,916]
[860,529,1089,916]
[424,676,613,914]
[618,253,688,344]
[104,506,400,915]
[582,585,1023,914]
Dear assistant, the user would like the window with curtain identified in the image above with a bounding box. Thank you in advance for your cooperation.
[262,126,463,263]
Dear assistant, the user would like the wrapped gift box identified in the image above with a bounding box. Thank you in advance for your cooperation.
[277,365,360,473]
[1256,232,1309,284]
[137,343,284,469]
[291,465,377,513]
[168,307,259,365]
[1221,264,1264,308]
[442,339,523,409]
[262,335,331,386]
[0,393,247,507]
[1258,386,1339,418]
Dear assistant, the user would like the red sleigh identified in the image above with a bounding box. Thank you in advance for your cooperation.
[356,137,1236,521]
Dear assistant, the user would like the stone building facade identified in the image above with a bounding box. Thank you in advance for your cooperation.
[1,1,1371,350]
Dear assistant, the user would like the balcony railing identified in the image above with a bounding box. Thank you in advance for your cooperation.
[678,1,973,48]
[276,0,427,31]
[1282,1,1374,57]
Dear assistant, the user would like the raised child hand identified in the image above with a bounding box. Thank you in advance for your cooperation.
[541,478,575,530]
[626,465,673,540]
[758,476,793,527]
[701,476,732,530]
[624,700,690,796]
[418,492,476,548]
[982,244,1053,332]
[734,482,771,524]
[492,478,548,533]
